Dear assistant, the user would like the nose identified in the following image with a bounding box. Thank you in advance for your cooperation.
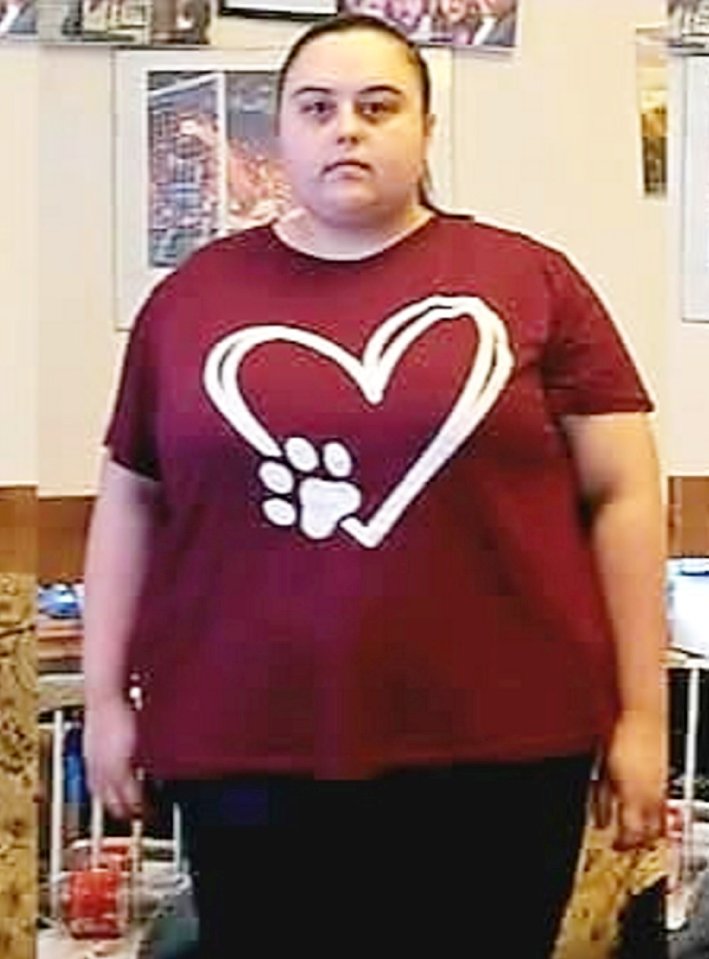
[333,101,363,142]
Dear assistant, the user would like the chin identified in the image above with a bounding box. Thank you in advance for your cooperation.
[311,199,382,228]
[326,193,411,225]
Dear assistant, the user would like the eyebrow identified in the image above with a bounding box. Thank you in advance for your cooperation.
[290,84,405,99]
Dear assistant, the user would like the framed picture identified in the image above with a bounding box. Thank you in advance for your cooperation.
[336,0,519,50]
[0,0,37,36]
[679,56,709,323]
[668,0,709,48]
[635,27,667,197]
[37,0,210,45]
[218,0,336,19]
[113,45,452,330]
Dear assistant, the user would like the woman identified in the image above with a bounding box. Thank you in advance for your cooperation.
[83,14,667,958]
[387,0,429,37]
[431,0,482,45]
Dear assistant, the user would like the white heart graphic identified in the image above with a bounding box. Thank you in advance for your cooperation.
[203,294,514,549]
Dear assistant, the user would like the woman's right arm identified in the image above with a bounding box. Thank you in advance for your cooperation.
[82,455,160,819]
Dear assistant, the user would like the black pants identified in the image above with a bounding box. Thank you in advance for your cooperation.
[157,754,593,959]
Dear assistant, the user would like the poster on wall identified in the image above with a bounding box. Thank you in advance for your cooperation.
[668,0,709,47]
[336,0,518,49]
[36,0,210,44]
[113,47,453,330]
[0,0,37,36]
[679,56,709,323]
[218,0,336,17]
[635,27,667,197]
[145,69,292,269]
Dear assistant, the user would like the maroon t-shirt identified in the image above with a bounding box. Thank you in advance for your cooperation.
[106,214,653,779]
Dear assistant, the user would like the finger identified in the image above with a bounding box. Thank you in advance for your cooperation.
[111,775,143,820]
[613,802,647,851]
[640,806,666,845]
[103,784,141,822]
[91,768,142,821]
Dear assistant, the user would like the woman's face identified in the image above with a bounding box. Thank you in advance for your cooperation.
[440,0,476,24]
[388,0,426,32]
[277,29,433,231]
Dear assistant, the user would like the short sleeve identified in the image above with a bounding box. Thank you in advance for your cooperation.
[541,251,654,417]
[104,293,162,480]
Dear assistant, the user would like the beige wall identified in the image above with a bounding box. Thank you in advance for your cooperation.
[38,47,115,494]
[36,0,674,494]
[1,45,37,487]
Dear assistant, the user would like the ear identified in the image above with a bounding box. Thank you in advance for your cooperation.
[423,112,436,146]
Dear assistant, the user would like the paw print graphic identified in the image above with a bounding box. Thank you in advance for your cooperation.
[258,436,362,541]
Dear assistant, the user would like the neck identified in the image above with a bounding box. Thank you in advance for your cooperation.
[274,203,434,261]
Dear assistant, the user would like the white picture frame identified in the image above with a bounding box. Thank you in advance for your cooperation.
[112,45,453,330]
[679,55,709,323]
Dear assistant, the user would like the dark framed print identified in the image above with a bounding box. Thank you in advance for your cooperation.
[218,0,337,19]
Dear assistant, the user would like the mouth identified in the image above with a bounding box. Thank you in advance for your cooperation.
[323,160,371,175]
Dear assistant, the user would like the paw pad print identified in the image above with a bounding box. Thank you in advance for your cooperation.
[259,436,362,541]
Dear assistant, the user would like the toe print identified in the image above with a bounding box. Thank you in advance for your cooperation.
[259,436,362,541]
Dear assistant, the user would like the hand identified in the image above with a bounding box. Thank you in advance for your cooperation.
[83,697,143,821]
[592,711,668,851]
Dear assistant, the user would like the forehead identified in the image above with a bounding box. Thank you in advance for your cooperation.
[283,30,421,95]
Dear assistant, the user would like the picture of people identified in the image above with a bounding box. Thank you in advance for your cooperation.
[338,0,518,48]
[147,70,292,269]
[0,0,36,35]
[668,0,709,43]
[38,0,209,44]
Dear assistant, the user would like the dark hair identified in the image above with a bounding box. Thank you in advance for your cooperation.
[275,13,436,208]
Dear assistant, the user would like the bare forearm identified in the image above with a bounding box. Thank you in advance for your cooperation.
[589,489,668,722]
[82,459,158,708]
[564,412,667,843]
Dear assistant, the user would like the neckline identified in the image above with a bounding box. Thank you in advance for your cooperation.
[266,212,443,266]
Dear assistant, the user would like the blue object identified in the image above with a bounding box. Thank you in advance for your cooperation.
[38,582,82,620]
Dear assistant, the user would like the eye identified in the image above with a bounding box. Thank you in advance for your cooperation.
[358,98,398,121]
[299,98,335,120]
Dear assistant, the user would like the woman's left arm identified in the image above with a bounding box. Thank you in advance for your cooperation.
[562,411,668,850]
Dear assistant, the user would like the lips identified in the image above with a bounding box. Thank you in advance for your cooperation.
[323,160,371,175]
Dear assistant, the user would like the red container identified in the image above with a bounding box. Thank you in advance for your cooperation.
[61,867,128,939]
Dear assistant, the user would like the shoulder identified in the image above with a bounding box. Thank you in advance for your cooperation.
[438,214,564,262]
[438,215,577,294]
[467,218,568,266]
[171,224,275,283]
[143,225,277,311]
